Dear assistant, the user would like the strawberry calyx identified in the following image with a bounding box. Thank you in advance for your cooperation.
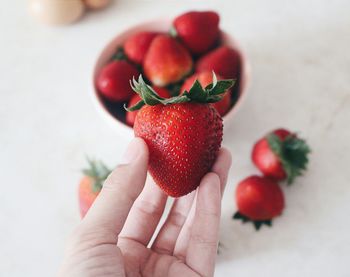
[267,133,311,184]
[125,73,235,111]
[110,46,127,61]
[233,211,272,231]
[82,158,111,192]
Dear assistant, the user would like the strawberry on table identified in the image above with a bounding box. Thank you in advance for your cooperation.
[126,75,234,197]
[196,46,240,79]
[181,71,233,116]
[143,35,193,87]
[233,175,285,230]
[252,128,311,184]
[78,159,111,218]
[124,31,158,65]
[172,10,220,55]
[126,87,171,126]
[96,60,139,102]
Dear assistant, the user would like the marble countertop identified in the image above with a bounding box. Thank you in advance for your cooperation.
[1,0,349,276]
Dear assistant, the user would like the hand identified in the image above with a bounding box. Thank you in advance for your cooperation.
[59,138,232,277]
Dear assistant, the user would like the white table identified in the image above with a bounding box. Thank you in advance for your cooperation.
[1,1,349,276]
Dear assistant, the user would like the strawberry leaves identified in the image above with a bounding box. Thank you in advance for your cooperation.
[125,73,235,111]
[267,133,311,184]
[233,212,272,230]
[83,158,111,192]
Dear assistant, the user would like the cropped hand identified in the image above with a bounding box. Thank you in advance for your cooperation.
[59,138,232,277]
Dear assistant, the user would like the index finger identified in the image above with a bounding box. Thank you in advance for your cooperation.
[80,138,149,240]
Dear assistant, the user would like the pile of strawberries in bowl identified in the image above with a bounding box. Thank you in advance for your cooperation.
[93,10,249,132]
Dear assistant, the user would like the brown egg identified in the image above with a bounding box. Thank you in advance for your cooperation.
[29,0,85,25]
[83,0,111,10]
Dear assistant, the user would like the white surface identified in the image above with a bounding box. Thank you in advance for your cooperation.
[1,1,349,276]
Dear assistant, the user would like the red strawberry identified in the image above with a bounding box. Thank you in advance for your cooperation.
[97,60,139,102]
[196,46,240,79]
[181,71,232,116]
[252,128,311,184]
[126,87,171,126]
[173,11,220,55]
[143,35,193,87]
[124,31,158,64]
[126,75,234,197]
[78,159,111,218]
[233,175,285,230]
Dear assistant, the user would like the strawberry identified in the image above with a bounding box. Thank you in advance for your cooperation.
[126,75,234,197]
[252,128,311,184]
[233,175,285,230]
[124,31,158,64]
[143,35,193,87]
[126,87,171,126]
[96,60,139,102]
[78,159,110,218]
[172,11,220,55]
[181,71,232,116]
[196,46,240,79]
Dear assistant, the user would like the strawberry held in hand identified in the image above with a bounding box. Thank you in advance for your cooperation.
[97,60,139,102]
[126,74,234,197]
[233,175,285,230]
[143,35,193,87]
[181,71,233,116]
[78,159,111,218]
[124,31,158,64]
[252,129,311,184]
[196,46,240,79]
[172,11,220,55]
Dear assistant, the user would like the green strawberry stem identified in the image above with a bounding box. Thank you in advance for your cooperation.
[125,73,235,112]
[267,133,311,184]
[82,158,111,192]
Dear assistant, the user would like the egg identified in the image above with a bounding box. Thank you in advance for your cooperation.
[29,0,85,25]
[83,0,111,9]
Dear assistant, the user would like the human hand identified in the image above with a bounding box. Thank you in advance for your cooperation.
[59,138,232,277]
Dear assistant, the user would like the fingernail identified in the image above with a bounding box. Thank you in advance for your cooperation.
[121,138,142,164]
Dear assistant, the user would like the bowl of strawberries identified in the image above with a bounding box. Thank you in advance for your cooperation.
[92,11,250,137]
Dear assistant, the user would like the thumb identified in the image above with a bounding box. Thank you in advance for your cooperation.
[80,137,149,239]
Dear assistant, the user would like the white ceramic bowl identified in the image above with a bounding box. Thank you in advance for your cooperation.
[91,19,250,138]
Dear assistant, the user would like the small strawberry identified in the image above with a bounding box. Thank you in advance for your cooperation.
[126,87,171,126]
[124,31,158,64]
[172,11,220,55]
[196,46,240,79]
[96,60,139,102]
[233,175,285,230]
[126,75,234,197]
[143,35,193,87]
[78,159,111,218]
[252,129,311,184]
[181,71,232,116]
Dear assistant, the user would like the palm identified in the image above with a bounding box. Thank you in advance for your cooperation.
[118,239,198,277]
[59,141,231,277]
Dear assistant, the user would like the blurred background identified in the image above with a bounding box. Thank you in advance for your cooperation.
[0,0,349,276]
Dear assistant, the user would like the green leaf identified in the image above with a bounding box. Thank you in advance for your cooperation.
[124,74,235,111]
[209,79,236,95]
[185,79,208,102]
[124,100,145,112]
[267,133,311,184]
[110,47,127,61]
[206,95,224,103]
[233,211,272,230]
[82,158,111,192]
[160,95,189,105]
